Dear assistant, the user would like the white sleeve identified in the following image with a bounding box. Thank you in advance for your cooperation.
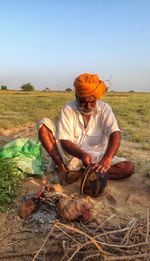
[57,105,74,141]
[101,104,120,137]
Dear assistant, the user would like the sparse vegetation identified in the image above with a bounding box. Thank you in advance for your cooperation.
[1,85,7,90]
[65,88,72,92]
[20,83,35,91]
[0,91,149,150]
[0,159,23,208]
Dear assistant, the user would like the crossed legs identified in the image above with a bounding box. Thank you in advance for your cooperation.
[107,161,135,179]
[38,124,135,182]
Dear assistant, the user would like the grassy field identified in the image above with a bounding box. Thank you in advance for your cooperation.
[0,90,150,150]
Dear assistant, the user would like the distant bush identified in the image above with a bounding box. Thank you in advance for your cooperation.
[1,85,7,90]
[129,90,135,93]
[65,88,72,92]
[20,83,35,91]
[43,87,50,92]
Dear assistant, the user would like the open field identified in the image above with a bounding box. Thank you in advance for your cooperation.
[0,90,149,149]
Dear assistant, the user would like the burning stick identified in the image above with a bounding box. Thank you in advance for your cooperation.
[18,176,56,219]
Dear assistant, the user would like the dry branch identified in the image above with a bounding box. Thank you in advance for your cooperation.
[32,223,56,261]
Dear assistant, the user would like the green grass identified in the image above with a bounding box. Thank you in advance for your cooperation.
[0,90,150,149]
[0,159,23,209]
[104,92,150,149]
[0,91,74,128]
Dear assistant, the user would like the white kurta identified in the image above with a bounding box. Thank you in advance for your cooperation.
[37,100,126,171]
[58,100,120,163]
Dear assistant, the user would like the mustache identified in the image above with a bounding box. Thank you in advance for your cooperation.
[78,106,95,115]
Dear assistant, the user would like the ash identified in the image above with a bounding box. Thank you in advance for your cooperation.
[23,193,58,234]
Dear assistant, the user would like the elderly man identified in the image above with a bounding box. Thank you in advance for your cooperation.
[38,73,134,184]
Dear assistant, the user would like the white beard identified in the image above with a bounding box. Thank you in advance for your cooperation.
[78,107,95,116]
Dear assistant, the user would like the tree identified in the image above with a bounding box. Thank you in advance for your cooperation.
[20,83,35,91]
[1,85,7,90]
[65,88,72,92]
[129,90,135,93]
[43,87,50,92]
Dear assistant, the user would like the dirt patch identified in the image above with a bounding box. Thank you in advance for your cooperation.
[0,125,36,146]
[120,139,150,163]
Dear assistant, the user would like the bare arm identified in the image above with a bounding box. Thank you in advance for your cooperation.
[60,139,92,166]
[103,131,121,159]
[93,131,121,173]
[39,125,68,174]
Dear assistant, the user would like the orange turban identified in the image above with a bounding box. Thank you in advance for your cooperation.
[74,73,106,99]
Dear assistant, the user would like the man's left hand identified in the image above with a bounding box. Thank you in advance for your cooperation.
[92,156,112,174]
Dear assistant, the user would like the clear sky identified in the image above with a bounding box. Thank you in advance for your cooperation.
[0,0,150,91]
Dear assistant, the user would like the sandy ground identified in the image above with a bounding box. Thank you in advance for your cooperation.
[0,126,150,260]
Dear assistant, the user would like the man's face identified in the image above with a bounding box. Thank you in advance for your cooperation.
[76,95,97,115]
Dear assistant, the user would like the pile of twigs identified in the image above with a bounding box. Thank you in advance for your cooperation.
[32,210,150,261]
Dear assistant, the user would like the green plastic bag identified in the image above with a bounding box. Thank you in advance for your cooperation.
[0,138,43,176]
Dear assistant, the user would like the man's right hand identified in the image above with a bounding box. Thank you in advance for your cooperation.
[81,153,93,166]
[60,140,93,167]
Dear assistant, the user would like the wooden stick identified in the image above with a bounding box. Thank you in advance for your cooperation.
[67,242,93,261]
[56,225,79,244]
[120,217,139,244]
[0,253,33,259]
[106,252,150,260]
[94,239,149,249]
[0,251,55,260]
[94,221,135,238]
[95,214,116,232]
[83,253,100,261]
[146,208,149,243]
[32,223,55,261]
[7,240,19,247]
[55,221,108,256]
[0,233,13,243]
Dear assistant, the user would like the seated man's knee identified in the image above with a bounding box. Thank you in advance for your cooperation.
[121,161,135,177]
[39,124,53,139]
[37,118,55,138]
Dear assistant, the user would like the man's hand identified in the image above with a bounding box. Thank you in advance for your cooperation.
[60,139,93,167]
[57,163,68,184]
[92,156,112,174]
[81,153,93,166]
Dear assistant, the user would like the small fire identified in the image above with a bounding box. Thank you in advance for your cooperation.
[42,176,47,186]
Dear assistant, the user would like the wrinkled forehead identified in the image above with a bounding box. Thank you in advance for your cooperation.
[76,95,96,103]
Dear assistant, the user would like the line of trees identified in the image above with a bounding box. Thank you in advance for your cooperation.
[0,83,35,91]
[0,83,73,92]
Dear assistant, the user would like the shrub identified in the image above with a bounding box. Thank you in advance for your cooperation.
[1,85,7,90]
[65,88,72,92]
[0,159,23,208]
[20,83,35,91]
